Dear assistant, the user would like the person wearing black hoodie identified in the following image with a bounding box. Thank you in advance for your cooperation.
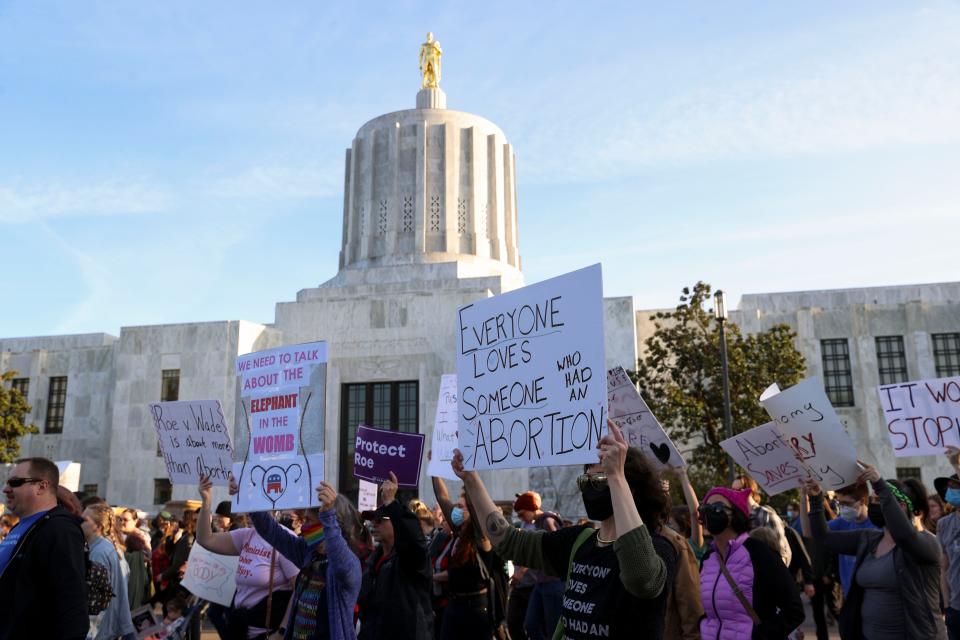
[358,471,434,640]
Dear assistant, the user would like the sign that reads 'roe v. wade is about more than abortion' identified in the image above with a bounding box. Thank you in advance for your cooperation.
[456,264,607,471]
[149,400,233,486]
[878,376,960,457]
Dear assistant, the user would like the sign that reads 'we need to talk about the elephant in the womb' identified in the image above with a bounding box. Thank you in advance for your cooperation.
[456,264,607,471]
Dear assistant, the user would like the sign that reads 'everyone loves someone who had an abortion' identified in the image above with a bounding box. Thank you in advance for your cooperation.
[456,264,607,471]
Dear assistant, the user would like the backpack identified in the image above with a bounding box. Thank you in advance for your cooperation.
[86,548,116,615]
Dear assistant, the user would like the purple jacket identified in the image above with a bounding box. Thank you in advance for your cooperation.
[252,509,362,640]
[699,533,804,640]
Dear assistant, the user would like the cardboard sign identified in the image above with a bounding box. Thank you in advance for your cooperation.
[353,425,425,487]
[878,376,960,456]
[721,422,810,496]
[149,400,233,486]
[130,605,164,639]
[761,377,860,491]
[55,461,81,492]
[358,479,378,512]
[427,374,460,480]
[180,543,240,606]
[606,366,684,469]
[233,342,327,512]
[456,264,607,470]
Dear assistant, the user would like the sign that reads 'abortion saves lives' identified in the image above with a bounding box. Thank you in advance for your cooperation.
[456,264,607,471]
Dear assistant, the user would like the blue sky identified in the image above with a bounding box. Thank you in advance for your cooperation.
[1,1,958,337]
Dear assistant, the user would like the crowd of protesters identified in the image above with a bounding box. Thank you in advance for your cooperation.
[3,436,960,639]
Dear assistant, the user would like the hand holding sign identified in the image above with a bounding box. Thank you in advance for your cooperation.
[380,471,399,506]
[598,419,628,479]
[316,481,337,511]
[856,460,881,484]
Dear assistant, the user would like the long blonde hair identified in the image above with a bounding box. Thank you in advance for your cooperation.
[85,503,125,557]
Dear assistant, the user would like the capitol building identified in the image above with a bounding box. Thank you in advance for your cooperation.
[2,37,958,515]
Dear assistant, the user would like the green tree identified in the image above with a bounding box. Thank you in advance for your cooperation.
[0,371,38,462]
[631,282,806,493]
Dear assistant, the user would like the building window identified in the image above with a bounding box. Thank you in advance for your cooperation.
[339,381,419,500]
[11,377,29,400]
[82,484,99,498]
[154,478,172,504]
[896,467,921,481]
[45,376,68,433]
[821,339,854,407]
[161,369,180,402]
[875,336,908,385]
[933,333,960,378]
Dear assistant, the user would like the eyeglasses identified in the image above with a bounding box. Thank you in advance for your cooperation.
[6,477,43,488]
[576,473,608,492]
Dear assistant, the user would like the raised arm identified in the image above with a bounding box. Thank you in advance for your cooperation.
[865,464,940,564]
[804,479,863,556]
[676,466,703,549]
[431,469,456,528]
[316,483,362,589]
[380,472,429,576]
[196,475,240,555]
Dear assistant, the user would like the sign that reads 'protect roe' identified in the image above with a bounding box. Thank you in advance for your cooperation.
[353,425,425,487]
[456,264,607,471]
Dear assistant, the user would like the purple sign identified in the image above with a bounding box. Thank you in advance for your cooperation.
[353,425,425,487]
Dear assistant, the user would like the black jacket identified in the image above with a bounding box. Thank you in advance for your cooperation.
[358,500,433,640]
[809,478,947,640]
[0,505,89,640]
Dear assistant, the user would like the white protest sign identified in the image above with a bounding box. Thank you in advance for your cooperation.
[148,400,233,486]
[358,479,378,512]
[180,543,240,607]
[606,366,684,469]
[456,265,607,470]
[878,376,960,457]
[55,461,81,492]
[233,342,327,512]
[720,422,811,496]
[761,377,860,491]
[427,374,460,480]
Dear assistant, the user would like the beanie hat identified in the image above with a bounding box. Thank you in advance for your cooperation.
[513,491,541,514]
[702,487,752,519]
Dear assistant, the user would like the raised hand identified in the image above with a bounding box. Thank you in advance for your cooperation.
[856,460,880,484]
[380,471,399,506]
[598,419,628,478]
[801,478,822,496]
[316,481,337,511]
[198,475,213,507]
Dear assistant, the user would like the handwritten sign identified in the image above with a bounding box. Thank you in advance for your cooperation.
[878,376,960,456]
[353,425,425,487]
[721,422,810,496]
[233,342,327,512]
[606,366,684,469]
[456,264,607,471]
[149,400,233,486]
[180,543,240,607]
[760,377,860,491]
[358,479,378,512]
[427,374,460,480]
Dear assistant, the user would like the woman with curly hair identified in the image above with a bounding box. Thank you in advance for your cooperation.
[81,502,136,640]
[454,420,677,639]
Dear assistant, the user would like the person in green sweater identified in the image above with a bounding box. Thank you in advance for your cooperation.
[451,420,676,640]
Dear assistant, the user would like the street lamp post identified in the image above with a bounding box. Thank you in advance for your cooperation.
[714,289,735,485]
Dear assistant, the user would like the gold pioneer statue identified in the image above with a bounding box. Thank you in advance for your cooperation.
[419,32,442,89]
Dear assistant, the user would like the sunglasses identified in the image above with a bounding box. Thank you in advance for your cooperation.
[698,503,734,516]
[6,477,43,488]
[576,473,608,492]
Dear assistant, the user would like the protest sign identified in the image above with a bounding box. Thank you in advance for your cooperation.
[878,376,960,456]
[180,543,240,607]
[456,264,607,471]
[606,366,684,469]
[358,479,378,512]
[353,425,425,487]
[760,377,860,491]
[55,461,81,492]
[130,605,163,639]
[427,374,460,480]
[721,422,811,496]
[149,400,233,486]
[233,342,327,512]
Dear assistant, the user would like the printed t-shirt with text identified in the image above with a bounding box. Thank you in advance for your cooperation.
[540,525,674,640]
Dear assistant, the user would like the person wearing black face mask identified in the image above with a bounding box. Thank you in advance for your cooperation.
[450,420,677,640]
[806,460,946,640]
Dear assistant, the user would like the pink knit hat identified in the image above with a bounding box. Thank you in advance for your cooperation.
[702,487,752,518]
